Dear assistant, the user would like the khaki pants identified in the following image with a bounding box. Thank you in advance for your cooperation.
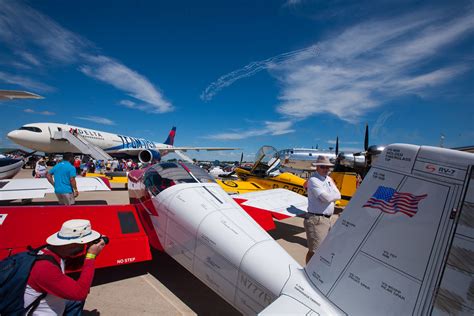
[304,214,334,252]
[56,193,75,205]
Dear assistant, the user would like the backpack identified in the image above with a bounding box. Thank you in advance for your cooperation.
[0,246,60,316]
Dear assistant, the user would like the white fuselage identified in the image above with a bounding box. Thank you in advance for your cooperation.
[279,148,337,170]
[7,122,172,155]
[279,148,366,171]
[131,181,342,315]
[0,159,24,180]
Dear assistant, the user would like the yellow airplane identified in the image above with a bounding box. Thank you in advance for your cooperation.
[216,145,358,207]
[216,146,306,194]
[85,171,128,185]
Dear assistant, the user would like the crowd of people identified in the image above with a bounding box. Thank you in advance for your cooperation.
[30,156,144,178]
[78,158,143,176]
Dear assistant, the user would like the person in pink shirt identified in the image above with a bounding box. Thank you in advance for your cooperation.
[24,219,107,315]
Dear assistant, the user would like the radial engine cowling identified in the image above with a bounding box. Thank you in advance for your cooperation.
[138,149,161,163]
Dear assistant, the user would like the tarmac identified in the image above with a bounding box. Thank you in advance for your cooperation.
[8,168,310,315]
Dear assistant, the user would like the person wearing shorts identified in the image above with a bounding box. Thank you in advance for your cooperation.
[46,153,78,205]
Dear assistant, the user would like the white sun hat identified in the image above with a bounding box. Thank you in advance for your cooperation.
[46,219,101,246]
[312,155,335,167]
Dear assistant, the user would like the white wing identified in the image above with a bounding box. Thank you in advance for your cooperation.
[0,177,110,201]
[235,188,308,218]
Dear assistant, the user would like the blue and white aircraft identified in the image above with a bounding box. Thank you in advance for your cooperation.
[7,122,236,162]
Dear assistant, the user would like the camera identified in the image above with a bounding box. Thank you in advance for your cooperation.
[90,235,109,245]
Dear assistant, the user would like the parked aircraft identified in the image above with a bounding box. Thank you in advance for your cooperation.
[216,145,355,207]
[0,157,24,180]
[0,90,43,100]
[1,144,471,314]
[7,123,237,163]
[216,146,308,196]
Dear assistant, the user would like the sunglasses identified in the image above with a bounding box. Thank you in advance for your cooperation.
[318,166,331,169]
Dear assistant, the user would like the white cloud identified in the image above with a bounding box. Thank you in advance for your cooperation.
[205,120,294,140]
[0,71,54,92]
[18,52,42,66]
[202,8,474,122]
[371,111,393,138]
[76,116,116,126]
[23,108,55,115]
[80,55,172,113]
[0,2,172,114]
[284,0,304,6]
[275,11,474,122]
[200,46,317,101]
[119,100,136,107]
[327,139,359,145]
[0,2,88,63]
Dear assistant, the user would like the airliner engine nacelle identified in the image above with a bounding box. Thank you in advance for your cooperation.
[138,149,161,163]
[338,152,366,169]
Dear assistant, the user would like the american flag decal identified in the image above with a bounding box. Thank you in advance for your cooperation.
[363,186,427,217]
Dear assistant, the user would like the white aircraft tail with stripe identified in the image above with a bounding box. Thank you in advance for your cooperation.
[260,144,473,315]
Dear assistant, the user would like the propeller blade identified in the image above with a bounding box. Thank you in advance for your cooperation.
[240,152,243,165]
[364,123,369,151]
[335,136,339,157]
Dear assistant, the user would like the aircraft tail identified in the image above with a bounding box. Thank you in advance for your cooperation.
[164,126,176,145]
[303,144,474,315]
[261,144,474,315]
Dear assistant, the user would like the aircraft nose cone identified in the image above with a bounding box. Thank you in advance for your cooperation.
[7,130,20,141]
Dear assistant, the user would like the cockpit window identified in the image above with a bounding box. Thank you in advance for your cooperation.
[19,126,42,133]
[144,162,215,196]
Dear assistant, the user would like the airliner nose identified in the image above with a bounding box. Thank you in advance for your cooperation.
[7,130,20,141]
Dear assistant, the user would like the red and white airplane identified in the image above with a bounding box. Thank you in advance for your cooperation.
[1,144,472,315]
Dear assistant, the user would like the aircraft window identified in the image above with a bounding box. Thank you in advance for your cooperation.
[144,170,176,196]
[146,162,215,192]
[19,126,42,133]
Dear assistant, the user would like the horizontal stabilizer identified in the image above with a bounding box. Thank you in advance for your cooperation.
[234,188,308,220]
[0,205,152,271]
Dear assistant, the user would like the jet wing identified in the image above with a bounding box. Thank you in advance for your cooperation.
[0,204,152,271]
[0,90,44,100]
[0,177,110,201]
[234,188,308,221]
[163,146,239,152]
[116,147,238,155]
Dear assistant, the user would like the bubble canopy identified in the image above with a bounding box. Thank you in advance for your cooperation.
[143,162,215,196]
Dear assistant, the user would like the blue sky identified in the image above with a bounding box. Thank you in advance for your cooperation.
[0,0,473,161]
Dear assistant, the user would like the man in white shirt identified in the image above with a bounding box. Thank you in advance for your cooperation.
[304,155,341,263]
[34,159,47,178]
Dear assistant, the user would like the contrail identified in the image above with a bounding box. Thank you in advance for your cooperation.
[200,45,317,101]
